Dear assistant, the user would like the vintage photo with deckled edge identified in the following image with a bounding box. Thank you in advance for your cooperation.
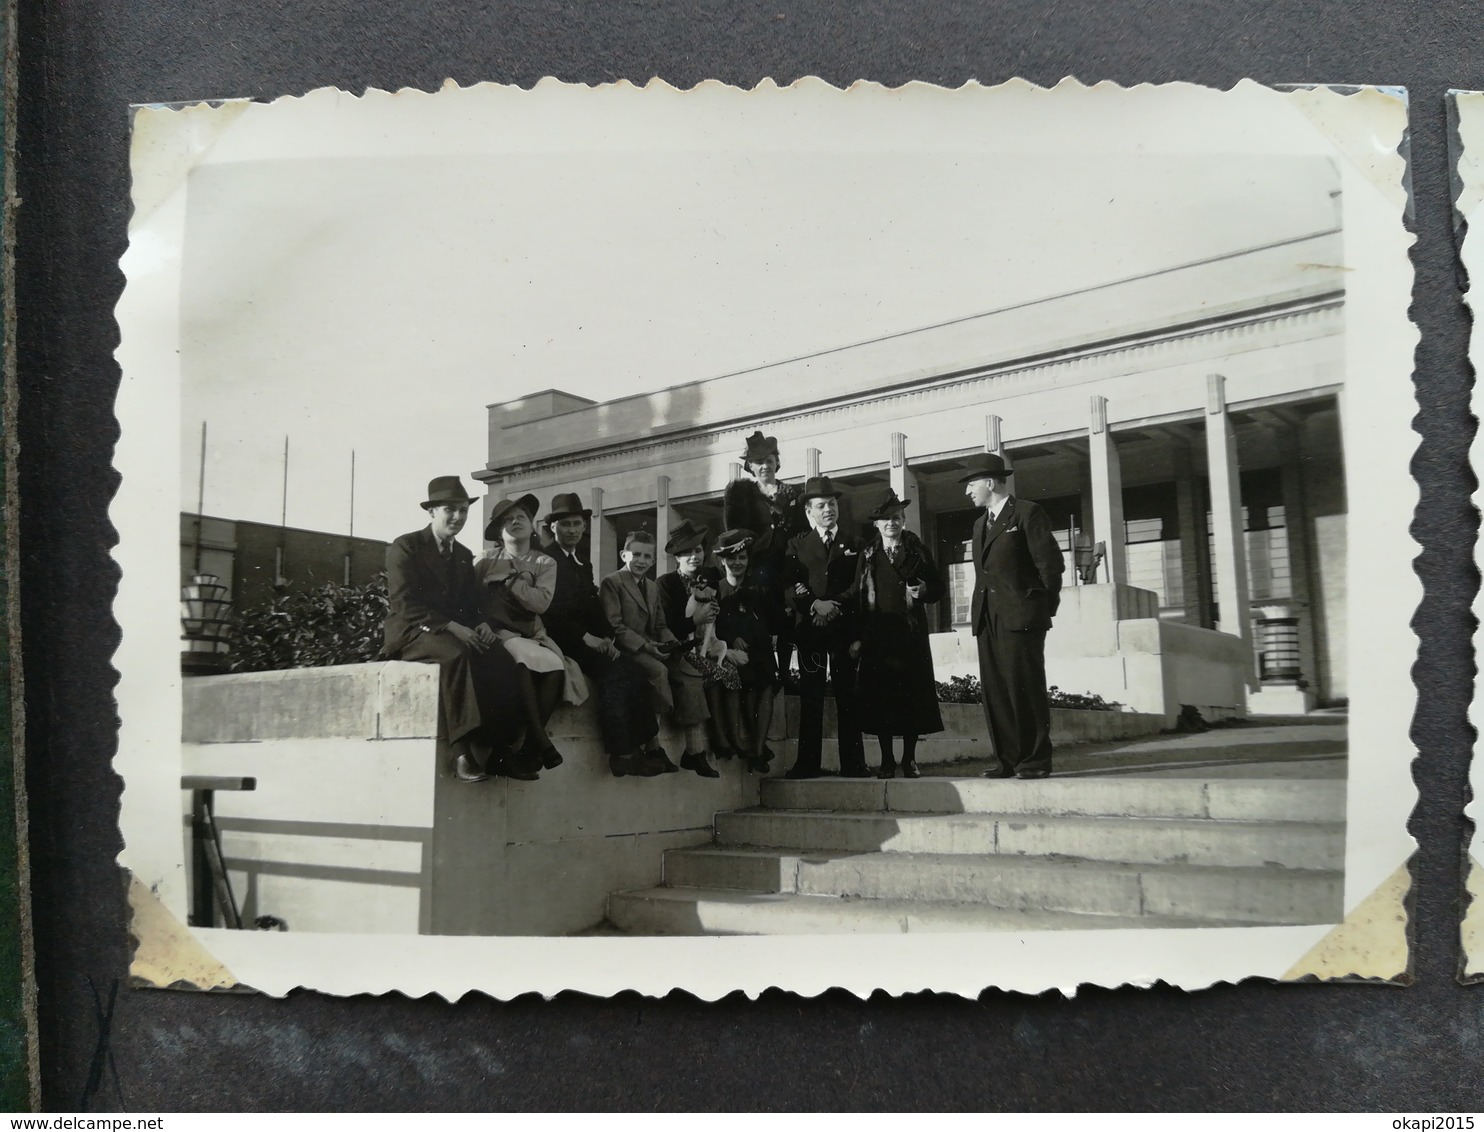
[1452,89,1484,984]
[112,78,1417,1000]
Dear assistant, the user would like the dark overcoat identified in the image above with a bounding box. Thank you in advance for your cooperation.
[854,532,945,736]
[970,496,1064,633]
[382,526,487,658]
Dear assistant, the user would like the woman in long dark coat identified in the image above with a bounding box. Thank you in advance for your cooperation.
[852,488,944,778]
[722,430,806,675]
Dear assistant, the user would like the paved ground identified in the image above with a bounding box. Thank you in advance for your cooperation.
[915,712,1348,781]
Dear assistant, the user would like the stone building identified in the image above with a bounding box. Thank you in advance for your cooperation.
[473,227,1347,724]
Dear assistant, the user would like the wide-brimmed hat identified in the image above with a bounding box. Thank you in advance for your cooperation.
[484,493,541,539]
[742,430,780,462]
[544,492,592,524]
[800,475,843,501]
[665,519,710,555]
[422,475,478,509]
[866,488,912,520]
[957,452,1015,483]
[714,528,756,556]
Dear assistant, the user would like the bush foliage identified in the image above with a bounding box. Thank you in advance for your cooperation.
[935,674,1120,711]
[230,574,390,674]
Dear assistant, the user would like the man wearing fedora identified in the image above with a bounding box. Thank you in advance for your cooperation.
[961,452,1066,779]
[783,475,868,779]
[541,492,666,778]
[382,476,529,782]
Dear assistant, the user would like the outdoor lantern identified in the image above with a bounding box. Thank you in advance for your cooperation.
[181,573,233,674]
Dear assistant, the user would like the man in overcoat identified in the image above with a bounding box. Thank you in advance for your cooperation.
[383,475,528,782]
[541,493,664,777]
[783,475,868,779]
[962,453,1066,779]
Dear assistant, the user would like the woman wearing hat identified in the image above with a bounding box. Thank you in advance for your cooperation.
[475,493,569,771]
[382,476,534,783]
[654,520,721,777]
[852,488,944,778]
[713,528,780,773]
[723,430,806,675]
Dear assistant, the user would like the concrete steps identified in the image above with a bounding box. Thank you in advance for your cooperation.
[658,846,1340,925]
[606,771,1347,935]
[713,809,1343,870]
[607,886,1239,936]
[759,776,1347,823]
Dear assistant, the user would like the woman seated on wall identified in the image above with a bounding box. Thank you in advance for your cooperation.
[851,488,944,779]
[475,494,575,776]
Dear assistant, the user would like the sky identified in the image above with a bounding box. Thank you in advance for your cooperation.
[179,149,1338,549]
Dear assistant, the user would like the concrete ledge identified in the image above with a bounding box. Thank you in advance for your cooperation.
[184,662,440,742]
[184,662,761,935]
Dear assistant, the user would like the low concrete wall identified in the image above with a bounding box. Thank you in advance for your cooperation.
[184,662,757,936]
[932,583,1250,725]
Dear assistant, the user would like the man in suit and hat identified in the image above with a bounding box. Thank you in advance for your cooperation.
[782,475,868,778]
[541,492,665,778]
[382,475,531,782]
[961,453,1066,779]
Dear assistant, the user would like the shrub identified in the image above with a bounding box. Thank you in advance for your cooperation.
[230,574,391,673]
[933,675,1120,711]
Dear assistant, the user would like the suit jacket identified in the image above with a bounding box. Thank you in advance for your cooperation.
[599,569,677,655]
[544,547,612,646]
[784,526,861,644]
[382,526,486,658]
[970,496,1065,634]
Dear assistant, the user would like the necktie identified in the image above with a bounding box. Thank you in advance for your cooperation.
[438,540,452,562]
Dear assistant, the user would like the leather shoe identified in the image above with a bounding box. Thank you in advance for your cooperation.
[901,761,921,779]
[453,753,490,783]
[539,744,564,770]
[646,745,680,773]
[840,765,871,779]
[680,750,720,778]
[979,766,1015,779]
[745,747,775,774]
[784,765,822,780]
[610,751,664,778]
[875,763,897,780]
[1016,768,1052,780]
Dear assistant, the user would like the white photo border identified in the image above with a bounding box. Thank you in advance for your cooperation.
[115,78,1417,999]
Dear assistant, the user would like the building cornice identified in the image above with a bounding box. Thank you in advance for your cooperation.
[478,295,1343,483]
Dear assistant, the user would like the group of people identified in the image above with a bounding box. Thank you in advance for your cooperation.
[382,431,1066,784]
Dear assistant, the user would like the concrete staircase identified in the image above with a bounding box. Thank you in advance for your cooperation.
[607,774,1347,934]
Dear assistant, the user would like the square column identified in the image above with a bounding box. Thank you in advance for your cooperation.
[889,432,925,536]
[985,414,1007,458]
[1205,375,1255,684]
[589,487,607,578]
[1173,441,1215,627]
[655,476,677,570]
[1088,395,1127,585]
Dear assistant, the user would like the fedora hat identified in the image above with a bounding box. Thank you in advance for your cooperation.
[957,452,1015,483]
[742,430,780,461]
[664,518,710,555]
[484,493,541,540]
[866,488,911,520]
[800,475,843,501]
[714,528,756,556]
[544,492,592,524]
[422,475,478,509]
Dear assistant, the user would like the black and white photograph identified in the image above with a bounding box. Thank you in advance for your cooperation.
[114,79,1416,998]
